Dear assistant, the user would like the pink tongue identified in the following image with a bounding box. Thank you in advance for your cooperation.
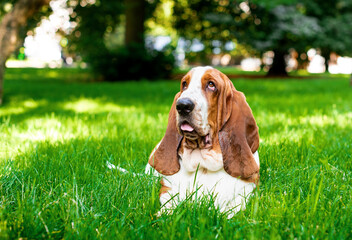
[205,134,210,144]
[181,123,194,132]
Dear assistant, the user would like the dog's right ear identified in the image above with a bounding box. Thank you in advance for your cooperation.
[148,93,183,175]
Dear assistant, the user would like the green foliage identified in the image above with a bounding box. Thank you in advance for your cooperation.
[173,0,352,69]
[0,68,352,238]
[303,0,352,57]
[92,43,175,81]
[68,0,174,81]
[67,0,123,68]
[316,14,352,56]
[251,0,299,9]
[0,0,17,17]
[173,0,235,51]
[174,1,321,53]
[255,5,320,52]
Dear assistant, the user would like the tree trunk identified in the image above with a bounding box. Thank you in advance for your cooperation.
[124,0,145,45]
[267,50,288,77]
[321,50,330,73]
[0,63,4,105]
[0,0,50,105]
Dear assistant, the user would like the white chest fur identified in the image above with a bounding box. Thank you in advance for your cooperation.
[180,148,224,172]
[146,147,260,217]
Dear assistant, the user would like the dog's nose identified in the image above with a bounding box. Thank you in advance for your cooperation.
[176,98,195,115]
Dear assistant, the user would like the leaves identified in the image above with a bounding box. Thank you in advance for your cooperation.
[173,0,352,59]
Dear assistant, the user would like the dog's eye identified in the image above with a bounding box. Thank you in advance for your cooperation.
[207,81,216,91]
[182,81,187,90]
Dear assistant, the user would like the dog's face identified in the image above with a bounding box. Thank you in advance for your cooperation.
[176,66,231,148]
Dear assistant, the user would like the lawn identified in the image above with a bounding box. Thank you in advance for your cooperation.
[0,68,351,239]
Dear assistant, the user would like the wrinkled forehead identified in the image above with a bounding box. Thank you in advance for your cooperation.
[181,66,226,88]
[188,66,213,83]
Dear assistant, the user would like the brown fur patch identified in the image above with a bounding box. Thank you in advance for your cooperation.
[160,179,171,196]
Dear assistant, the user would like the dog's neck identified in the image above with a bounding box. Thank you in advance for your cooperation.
[179,138,223,172]
[183,136,209,149]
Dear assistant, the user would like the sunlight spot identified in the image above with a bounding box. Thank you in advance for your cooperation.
[47,71,59,78]
[63,98,136,113]
[4,3,12,12]
[0,106,26,115]
[16,117,74,143]
[23,99,40,108]
[329,57,352,74]
[268,128,312,143]
[239,2,250,14]
[300,112,352,128]
[259,111,352,143]
[64,99,100,113]
[241,58,261,71]
[307,54,325,73]
[0,99,47,116]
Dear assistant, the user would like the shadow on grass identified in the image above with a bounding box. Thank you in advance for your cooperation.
[1,77,181,126]
[2,76,352,125]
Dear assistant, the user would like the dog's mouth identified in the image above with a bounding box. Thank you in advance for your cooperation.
[180,121,197,139]
[179,121,211,148]
[180,122,195,132]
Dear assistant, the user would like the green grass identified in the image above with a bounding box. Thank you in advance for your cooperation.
[0,68,351,239]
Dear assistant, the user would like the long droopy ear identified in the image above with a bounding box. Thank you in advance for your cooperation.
[218,82,260,183]
[148,93,183,175]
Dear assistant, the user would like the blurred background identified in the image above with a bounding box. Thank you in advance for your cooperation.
[0,0,352,95]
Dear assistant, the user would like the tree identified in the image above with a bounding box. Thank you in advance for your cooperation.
[173,0,325,76]
[68,0,175,81]
[66,0,123,79]
[0,0,50,105]
[304,0,352,71]
[249,5,320,76]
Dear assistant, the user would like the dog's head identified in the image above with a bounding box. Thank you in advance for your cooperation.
[149,67,259,182]
[175,66,232,148]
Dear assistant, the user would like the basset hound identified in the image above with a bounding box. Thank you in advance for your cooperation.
[145,66,260,217]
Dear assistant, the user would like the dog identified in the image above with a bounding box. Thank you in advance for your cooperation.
[146,66,260,217]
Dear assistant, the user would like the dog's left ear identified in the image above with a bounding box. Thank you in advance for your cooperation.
[148,93,183,175]
[218,75,260,182]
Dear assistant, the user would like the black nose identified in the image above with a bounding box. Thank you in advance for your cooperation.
[176,98,195,115]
